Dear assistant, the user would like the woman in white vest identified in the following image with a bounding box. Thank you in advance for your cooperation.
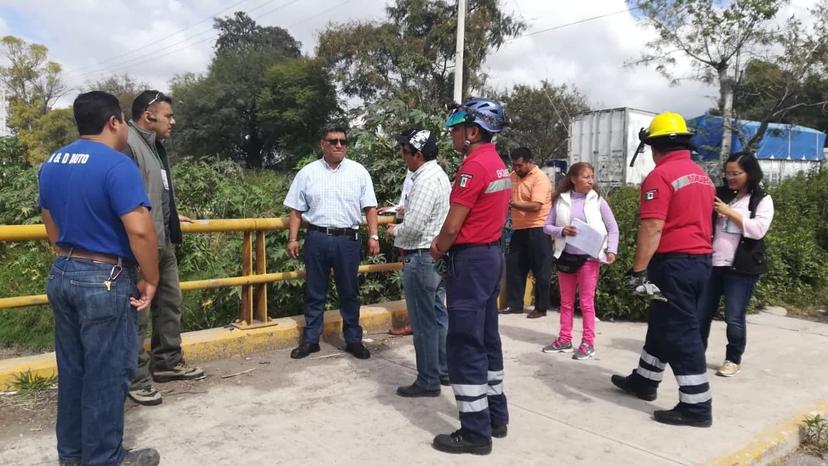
[542,162,619,360]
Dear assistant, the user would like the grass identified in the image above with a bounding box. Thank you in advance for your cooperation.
[801,414,828,455]
[11,370,57,393]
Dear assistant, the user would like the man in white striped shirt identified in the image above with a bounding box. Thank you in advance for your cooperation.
[386,129,451,397]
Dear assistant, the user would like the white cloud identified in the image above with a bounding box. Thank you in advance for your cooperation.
[483,0,719,118]
[0,0,819,120]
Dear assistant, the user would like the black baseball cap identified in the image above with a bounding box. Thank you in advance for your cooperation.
[394,128,438,159]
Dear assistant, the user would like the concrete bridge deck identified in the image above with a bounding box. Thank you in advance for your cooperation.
[1,308,827,465]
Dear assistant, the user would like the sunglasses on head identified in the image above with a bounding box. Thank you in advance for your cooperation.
[145,92,163,110]
[326,138,348,146]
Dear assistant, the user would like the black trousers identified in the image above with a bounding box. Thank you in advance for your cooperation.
[505,227,552,311]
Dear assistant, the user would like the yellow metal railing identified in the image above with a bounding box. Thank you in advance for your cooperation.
[0,217,401,329]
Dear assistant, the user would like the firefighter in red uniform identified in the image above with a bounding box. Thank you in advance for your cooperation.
[430,98,511,455]
[611,112,716,427]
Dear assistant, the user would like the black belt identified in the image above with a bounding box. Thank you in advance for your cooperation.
[451,241,500,252]
[402,248,430,255]
[308,224,359,238]
[652,253,712,261]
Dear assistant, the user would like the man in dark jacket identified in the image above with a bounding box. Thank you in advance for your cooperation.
[124,90,204,407]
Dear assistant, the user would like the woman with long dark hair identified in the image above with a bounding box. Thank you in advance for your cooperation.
[542,162,619,360]
[700,152,774,377]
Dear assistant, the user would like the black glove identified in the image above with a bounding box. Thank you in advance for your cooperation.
[625,268,668,302]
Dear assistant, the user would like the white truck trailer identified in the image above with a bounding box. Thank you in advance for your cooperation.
[568,107,658,187]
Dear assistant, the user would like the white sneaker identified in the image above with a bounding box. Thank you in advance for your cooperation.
[716,360,740,377]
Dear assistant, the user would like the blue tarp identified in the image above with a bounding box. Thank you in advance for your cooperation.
[688,115,826,161]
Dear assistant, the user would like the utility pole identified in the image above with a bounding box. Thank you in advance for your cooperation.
[453,0,466,103]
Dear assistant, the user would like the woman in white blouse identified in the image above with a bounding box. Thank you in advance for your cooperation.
[700,153,774,377]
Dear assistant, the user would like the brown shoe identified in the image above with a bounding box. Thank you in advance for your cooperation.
[388,325,413,336]
[526,310,547,319]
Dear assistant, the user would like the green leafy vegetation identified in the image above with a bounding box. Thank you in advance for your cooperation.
[11,370,57,393]
[802,414,828,454]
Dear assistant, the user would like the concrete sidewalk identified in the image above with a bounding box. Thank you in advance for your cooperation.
[2,309,827,465]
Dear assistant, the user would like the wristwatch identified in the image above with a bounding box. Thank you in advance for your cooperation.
[369,234,379,241]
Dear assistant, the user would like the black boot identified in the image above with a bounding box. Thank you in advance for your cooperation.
[432,430,492,455]
[610,373,657,401]
[653,408,712,428]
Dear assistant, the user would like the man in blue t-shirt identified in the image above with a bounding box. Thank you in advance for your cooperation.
[39,91,161,466]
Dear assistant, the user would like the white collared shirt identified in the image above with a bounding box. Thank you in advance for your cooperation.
[283,158,377,228]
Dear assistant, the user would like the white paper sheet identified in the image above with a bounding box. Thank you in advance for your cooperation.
[565,218,607,258]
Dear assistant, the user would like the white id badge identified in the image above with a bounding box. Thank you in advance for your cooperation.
[724,218,741,234]
[160,169,170,191]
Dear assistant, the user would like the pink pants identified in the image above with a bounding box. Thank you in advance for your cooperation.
[557,259,600,345]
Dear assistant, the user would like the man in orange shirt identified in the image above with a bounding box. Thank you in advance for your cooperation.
[502,148,553,318]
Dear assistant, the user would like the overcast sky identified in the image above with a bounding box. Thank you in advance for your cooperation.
[0,0,819,120]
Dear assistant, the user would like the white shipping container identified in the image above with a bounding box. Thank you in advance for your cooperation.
[568,108,658,187]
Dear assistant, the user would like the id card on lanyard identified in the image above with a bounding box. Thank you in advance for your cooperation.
[160,169,170,191]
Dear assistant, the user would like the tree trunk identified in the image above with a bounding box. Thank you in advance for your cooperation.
[719,65,735,162]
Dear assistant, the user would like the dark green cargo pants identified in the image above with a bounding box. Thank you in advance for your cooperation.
[130,244,184,390]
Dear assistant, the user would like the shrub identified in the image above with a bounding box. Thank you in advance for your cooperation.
[2,148,827,351]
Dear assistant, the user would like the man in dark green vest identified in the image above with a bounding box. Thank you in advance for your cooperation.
[123,90,204,406]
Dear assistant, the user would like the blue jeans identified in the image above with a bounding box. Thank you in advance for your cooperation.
[699,266,759,364]
[47,257,139,466]
[303,230,363,344]
[402,250,448,390]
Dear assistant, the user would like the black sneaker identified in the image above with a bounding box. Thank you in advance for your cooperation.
[440,375,450,387]
[345,341,370,359]
[653,408,712,428]
[121,448,160,466]
[432,430,492,455]
[491,424,508,438]
[610,373,657,402]
[396,383,440,398]
[290,342,321,359]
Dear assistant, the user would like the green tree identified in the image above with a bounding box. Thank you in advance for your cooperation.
[627,0,784,160]
[495,81,589,162]
[316,0,525,112]
[0,35,72,164]
[258,58,340,162]
[14,107,76,164]
[86,73,151,117]
[731,1,828,148]
[0,135,24,168]
[0,35,67,115]
[171,12,332,168]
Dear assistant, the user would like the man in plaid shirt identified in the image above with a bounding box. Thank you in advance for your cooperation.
[386,128,451,397]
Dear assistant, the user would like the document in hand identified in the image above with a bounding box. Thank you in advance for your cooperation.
[565,218,607,258]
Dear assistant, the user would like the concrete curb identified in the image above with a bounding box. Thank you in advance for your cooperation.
[710,400,828,465]
[0,300,408,391]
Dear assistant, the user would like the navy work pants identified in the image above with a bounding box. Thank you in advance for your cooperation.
[302,230,363,345]
[445,244,509,443]
[628,254,713,420]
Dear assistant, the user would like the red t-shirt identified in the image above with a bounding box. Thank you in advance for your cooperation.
[450,143,511,245]
[639,150,715,254]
